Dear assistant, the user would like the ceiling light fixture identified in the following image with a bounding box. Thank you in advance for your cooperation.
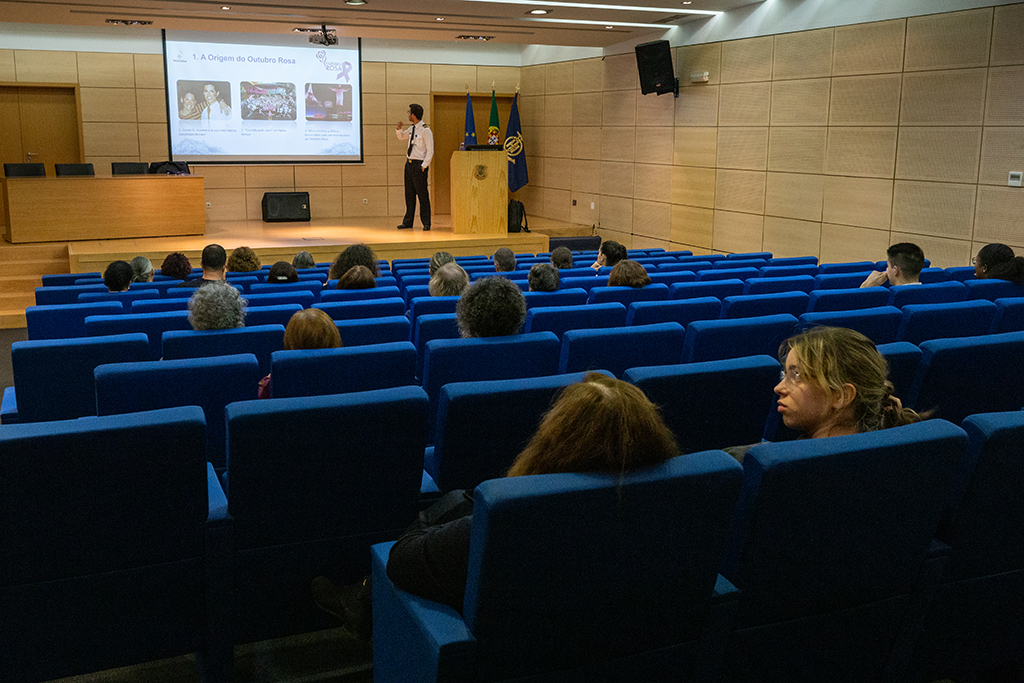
[221,6,230,9]
[528,8,550,13]
[344,0,367,5]
[462,0,719,15]
[522,16,671,27]
[456,35,495,40]
[436,16,445,20]
[105,18,153,25]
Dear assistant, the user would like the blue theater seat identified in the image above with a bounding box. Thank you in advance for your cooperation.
[727,251,773,260]
[671,279,745,300]
[799,306,904,345]
[888,281,968,308]
[313,297,406,321]
[523,302,627,340]
[991,297,1024,333]
[95,354,260,469]
[806,287,890,312]
[944,266,977,282]
[876,341,923,402]
[721,291,809,319]
[247,281,323,302]
[767,256,817,266]
[402,284,431,301]
[813,272,874,290]
[372,451,743,683]
[918,267,948,284]
[245,304,303,328]
[409,295,460,322]
[558,322,686,377]
[78,290,160,306]
[268,342,417,398]
[131,298,189,314]
[522,288,588,308]
[896,300,998,345]
[818,260,877,274]
[319,286,402,303]
[35,283,108,306]
[744,275,815,295]
[626,297,722,327]
[559,275,607,292]
[587,283,669,306]
[682,314,799,363]
[658,260,713,273]
[85,309,192,360]
[758,265,819,279]
[41,272,101,287]
[713,258,768,270]
[963,279,1024,301]
[648,270,699,286]
[414,313,460,379]
[335,315,412,347]
[242,290,316,308]
[162,324,285,377]
[697,267,760,282]
[26,301,123,340]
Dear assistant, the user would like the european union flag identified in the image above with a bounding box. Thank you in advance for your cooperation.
[463,93,476,147]
[504,93,528,192]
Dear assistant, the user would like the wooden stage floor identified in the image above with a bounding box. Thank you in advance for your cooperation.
[64,215,579,273]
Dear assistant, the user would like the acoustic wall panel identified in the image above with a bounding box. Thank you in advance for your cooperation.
[571,159,601,194]
[635,128,674,166]
[674,127,718,167]
[771,79,831,126]
[763,216,822,258]
[602,90,636,127]
[991,4,1024,66]
[77,52,135,88]
[636,90,676,128]
[677,43,722,87]
[572,127,601,161]
[572,93,602,126]
[713,210,764,253]
[671,205,714,248]
[544,94,572,127]
[601,161,634,198]
[900,70,987,125]
[721,36,773,84]
[545,61,574,94]
[718,82,771,126]
[603,53,638,91]
[891,180,977,240]
[675,85,720,127]
[820,223,891,263]
[634,163,672,202]
[822,176,893,230]
[895,127,982,183]
[829,74,902,126]
[768,127,828,174]
[765,172,825,222]
[985,66,1024,126]
[904,8,992,71]
[825,127,898,178]
[888,232,972,269]
[974,185,1024,245]
[600,127,635,162]
[774,29,834,80]
[714,169,766,214]
[574,58,603,93]
[978,128,1024,186]
[672,166,716,208]
[716,127,769,171]
[832,20,906,76]
[633,199,672,241]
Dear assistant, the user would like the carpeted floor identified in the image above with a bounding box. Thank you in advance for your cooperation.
[0,326,28,392]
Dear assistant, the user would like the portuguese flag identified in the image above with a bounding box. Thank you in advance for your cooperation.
[487,90,500,145]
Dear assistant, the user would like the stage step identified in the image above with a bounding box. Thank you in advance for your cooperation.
[0,243,69,262]
[0,275,42,294]
[0,242,70,329]
[0,310,27,328]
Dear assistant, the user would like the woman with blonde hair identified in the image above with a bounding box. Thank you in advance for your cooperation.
[258,308,342,398]
[227,246,261,272]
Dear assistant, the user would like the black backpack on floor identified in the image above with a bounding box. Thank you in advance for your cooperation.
[508,199,529,233]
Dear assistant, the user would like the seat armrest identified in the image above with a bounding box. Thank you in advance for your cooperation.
[207,462,230,524]
[694,574,741,682]
[372,541,476,683]
[201,461,233,683]
[1,386,19,425]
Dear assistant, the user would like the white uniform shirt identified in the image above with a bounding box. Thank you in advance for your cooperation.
[397,121,434,168]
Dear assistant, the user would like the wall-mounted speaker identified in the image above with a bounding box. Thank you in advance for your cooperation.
[262,191,311,222]
[635,40,678,97]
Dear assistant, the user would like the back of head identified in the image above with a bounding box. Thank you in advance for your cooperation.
[329,244,380,280]
[129,256,153,283]
[781,326,920,433]
[600,240,627,267]
[550,246,574,269]
[607,259,650,288]
[227,246,261,273]
[977,243,1024,285]
[337,265,377,290]
[188,281,246,330]
[887,242,925,279]
[493,247,517,272]
[456,276,526,337]
[528,263,560,292]
[507,373,678,477]
[103,260,134,292]
[201,244,227,272]
[428,262,469,297]
[161,252,192,280]
[284,308,342,350]
[268,261,299,284]
[292,250,316,269]
[429,251,455,276]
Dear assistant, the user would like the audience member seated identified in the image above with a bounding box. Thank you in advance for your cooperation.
[457,276,526,338]
[974,243,1024,284]
[528,263,560,292]
[130,256,153,283]
[337,265,377,290]
[103,260,133,292]
[267,261,299,284]
[591,240,627,271]
[550,246,574,269]
[161,251,193,280]
[329,244,381,280]
[259,307,342,399]
[177,244,227,288]
[187,281,246,330]
[312,373,679,631]
[292,250,316,269]
[227,246,261,273]
[861,242,925,288]
[428,262,469,297]
[429,251,455,276]
[608,259,651,288]
[492,247,517,273]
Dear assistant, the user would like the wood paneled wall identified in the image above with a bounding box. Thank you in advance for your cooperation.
[517,3,1024,267]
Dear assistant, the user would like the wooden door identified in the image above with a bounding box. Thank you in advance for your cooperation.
[431,93,513,217]
[0,85,82,176]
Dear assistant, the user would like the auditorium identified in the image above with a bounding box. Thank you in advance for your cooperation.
[1,0,1023,682]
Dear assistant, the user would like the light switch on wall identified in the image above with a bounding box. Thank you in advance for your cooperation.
[1009,171,1022,187]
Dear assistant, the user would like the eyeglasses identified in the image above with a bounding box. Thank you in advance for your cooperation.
[779,367,802,385]
[971,257,978,266]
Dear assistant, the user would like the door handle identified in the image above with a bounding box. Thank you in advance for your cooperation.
[26,152,39,162]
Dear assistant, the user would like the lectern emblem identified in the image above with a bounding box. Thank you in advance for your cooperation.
[473,165,487,180]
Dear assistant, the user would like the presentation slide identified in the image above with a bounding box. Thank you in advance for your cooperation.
[163,30,363,163]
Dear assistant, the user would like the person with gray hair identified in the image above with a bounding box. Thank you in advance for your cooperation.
[492,247,517,273]
[130,256,154,282]
[188,281,246,330]
[550,247,573,269]
[528,263,560,292]
[293,250,317,269]
[456,276,526,338]
[429,251,455,276]
[429,262,469,297]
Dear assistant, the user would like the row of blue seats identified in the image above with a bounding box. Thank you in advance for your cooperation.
[3,391,1021,682]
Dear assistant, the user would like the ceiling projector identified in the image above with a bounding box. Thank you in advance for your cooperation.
[307,24,338,46]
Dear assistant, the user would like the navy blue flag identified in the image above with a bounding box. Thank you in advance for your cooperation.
[504,93,528,192]
[463,92,477,147]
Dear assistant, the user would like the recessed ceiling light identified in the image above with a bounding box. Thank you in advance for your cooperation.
[524,16,670,27]
[436,16,445,20]
[345,0,366,5]
[529,8,550,13]
[221,6,230,9]
[682,1,691,4]
[605,25,613,28]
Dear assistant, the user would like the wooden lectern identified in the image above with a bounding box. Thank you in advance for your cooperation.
[450,150,507,235]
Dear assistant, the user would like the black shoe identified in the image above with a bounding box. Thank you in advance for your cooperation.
[312,575,372,641]
[397,224,412,230]
[422,226,431,231]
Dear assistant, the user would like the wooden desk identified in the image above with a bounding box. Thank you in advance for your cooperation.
[450,150,508,235]
[1,175,206,243]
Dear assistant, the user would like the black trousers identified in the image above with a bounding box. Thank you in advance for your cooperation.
[402,159,431,228]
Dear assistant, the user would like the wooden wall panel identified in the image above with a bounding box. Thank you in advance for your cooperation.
[713,210,764,253]
[0,50,15,81]
[77,52,135,88]
[82,123,138,157]
[888,232,973,268]
[542,126,573,158]
[204,189,246,221]
[891,180,977,240]
[602,90,636,127]
[636,90,675,127]
[385,63,431,93]
[136,89,167,123]
[343,187,389,217]
[900,70,987,125]
[520,65,545,96]
[306,187,344,219]
[674,127,717,167]
[545,61,574,94]
[246,187,293,220]
[716,127,768,171]
[822,176,893,230]
[362,125,389,157]
[597,227,633,249]
[572,126,601,160]
[832,19,906,76]
[768,127,828,174]
[572,92,602,126]
[572,159,601,193]
[718,82,771,126]
[819,223,891,263]
[573,58,603,92]
[714,169,766,214]
[671,204,714,248]
[342,156,388,187]
[765,172,825,221]
[386,95,429,127]
[599,195,633,232]
[570,192,600,226]
[633,200,672,241]
[675,86,719,127]
[895,127,982,183]
[633,164,671,202]
[904,8,992,71]
[991,4,1024,66]
[545,157,573,191]
[362,93,387,125]
[677,43,722,87]
[194,165,245,189]
[985,66,1024,126]
[774,29,834,80]
[137,123,168,160]
[974,185,1024,244]
[430,64,476,92]
[295,164,342,187]
[825,127,898,178]
[603,54,637,91]
[362,62,386,93]
[601,161,635,198]
[828,74,902,126]
[544,188,571,221]
[80,88,137,123]
[477,66,519,93]
[978,128,1024,185]
[600,127,635,162]
[635,127,674,166]
[544,94,572,127]
[763,216,822,258]
[631,235,671,251]
[771,78,830,126]
[672,166,716,208]
[720,36,773,84]
[14,50,78,82]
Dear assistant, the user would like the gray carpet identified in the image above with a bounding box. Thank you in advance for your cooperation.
[0,326,28,391]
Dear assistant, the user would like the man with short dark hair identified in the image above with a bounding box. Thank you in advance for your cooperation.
[176,244,227,288]
[396,103,433,231]
[528,263,560,292]
[103,260,134,292]
[456,276,526,338]
[591,240,627,271]
[493,247,517,273]
[861,242,925,288]
[550,247,574,269]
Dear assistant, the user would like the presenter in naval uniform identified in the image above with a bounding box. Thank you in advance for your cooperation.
[396,103,434,231]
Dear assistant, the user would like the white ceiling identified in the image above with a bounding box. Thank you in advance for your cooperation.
[0,0,763,48]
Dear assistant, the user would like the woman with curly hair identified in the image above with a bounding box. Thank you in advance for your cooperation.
[328,244,380,280]
[160,252,192,280]
[188,282,246,331]
[227,246,261,273]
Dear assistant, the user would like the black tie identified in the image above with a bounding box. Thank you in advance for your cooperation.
[407,124,415,157]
